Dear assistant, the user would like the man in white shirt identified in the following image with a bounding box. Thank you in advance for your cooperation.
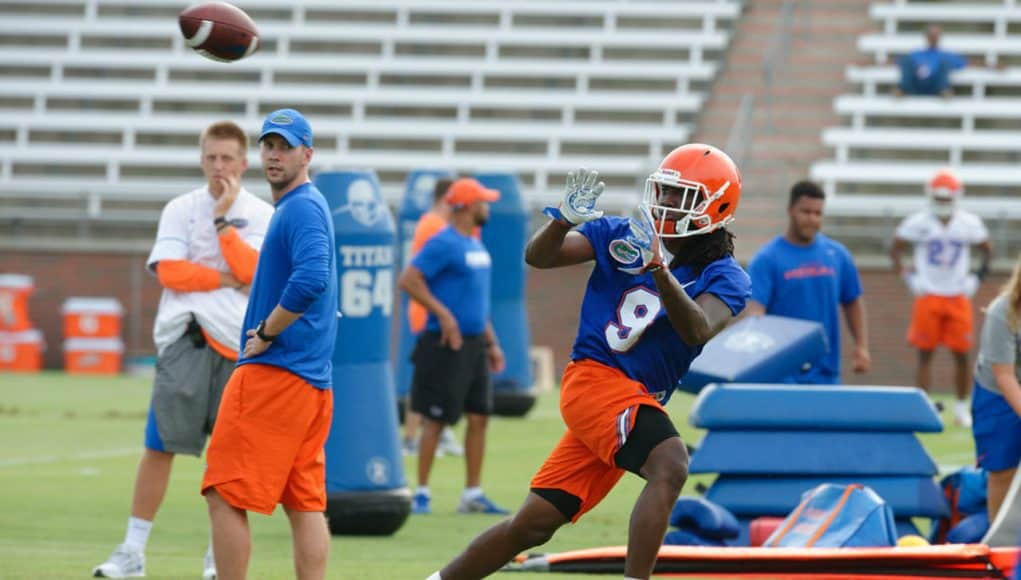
[890,169,993,427]
[93,121,274,579]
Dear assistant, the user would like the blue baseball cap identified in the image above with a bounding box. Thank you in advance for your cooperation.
[259,108,313,148]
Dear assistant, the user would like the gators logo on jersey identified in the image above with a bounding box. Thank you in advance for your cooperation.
[608,239,640,264]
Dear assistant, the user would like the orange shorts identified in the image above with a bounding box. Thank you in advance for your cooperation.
[530,359,666,522]
[201,363,333,515]
[907,294,974,353]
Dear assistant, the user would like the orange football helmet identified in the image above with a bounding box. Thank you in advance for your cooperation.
[640,143,741,238]
[927,168,962,218]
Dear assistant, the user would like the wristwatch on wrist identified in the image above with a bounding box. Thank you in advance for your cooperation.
[214,216,228,231]
[255,320,277,343]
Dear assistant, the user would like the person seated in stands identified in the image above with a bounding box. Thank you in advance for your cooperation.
[895,25,967,98]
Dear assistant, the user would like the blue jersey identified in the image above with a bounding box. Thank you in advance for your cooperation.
[747,234,862,385]
[412,225,491,336]
[570,217,750,402]
[238,182,338,389]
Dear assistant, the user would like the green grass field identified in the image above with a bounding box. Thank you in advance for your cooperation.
[0,372,975,579]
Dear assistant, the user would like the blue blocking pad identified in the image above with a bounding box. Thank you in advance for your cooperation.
[688,430,938,476]
[668,497,740,540]
[679,315,827,394]
[946,511,990,544]
[705,475,950,518]
[662,528,726,547]
[690,383,943,433]
[317,171,409,535]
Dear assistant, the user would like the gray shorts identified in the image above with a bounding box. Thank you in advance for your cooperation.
[145,332,234,456]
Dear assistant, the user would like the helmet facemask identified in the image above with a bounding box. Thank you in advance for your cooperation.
[640,168,732,238]
[927,187,958,219]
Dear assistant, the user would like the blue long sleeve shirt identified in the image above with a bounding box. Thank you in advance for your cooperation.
[238,182,338,389]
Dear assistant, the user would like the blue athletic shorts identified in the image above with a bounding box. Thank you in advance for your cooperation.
[972,380,1021,472]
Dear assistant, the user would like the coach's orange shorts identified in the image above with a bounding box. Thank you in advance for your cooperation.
[201,363,333,515]
[530,359,666,522]
[907,294,974,353]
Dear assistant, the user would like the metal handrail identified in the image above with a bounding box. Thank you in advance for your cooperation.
[722,0,797,164]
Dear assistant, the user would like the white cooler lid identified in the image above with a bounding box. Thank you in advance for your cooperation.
[0,274,34,290]
[61,297,124,315]
[64,337,124,352]
[0,329,44,344]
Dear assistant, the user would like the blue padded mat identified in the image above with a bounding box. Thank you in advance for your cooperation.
[689,383,942,432]
[705,475,949,518]
[688,430,938,476]
[679,315,827,394]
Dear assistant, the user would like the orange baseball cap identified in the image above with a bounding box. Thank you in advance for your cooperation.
[444,178,500,207]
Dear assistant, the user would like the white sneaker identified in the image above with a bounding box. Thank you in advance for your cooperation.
[92,544,145,578]
[437,426,464,457]
[953,401,973,428]
[202,546,216,579]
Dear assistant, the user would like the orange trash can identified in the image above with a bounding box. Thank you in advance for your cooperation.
[0,329,44,372]
[64,337,123,375]
[62,297,123,339]
[0,274,35,331]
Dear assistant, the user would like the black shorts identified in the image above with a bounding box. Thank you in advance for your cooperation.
[410,331,492,425]
[615,405,680,475]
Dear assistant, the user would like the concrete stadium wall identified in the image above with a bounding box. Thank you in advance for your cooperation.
[1,248,1009,394]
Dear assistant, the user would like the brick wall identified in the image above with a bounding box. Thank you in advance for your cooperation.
[1,251,162,368]
[2,248,1008,395]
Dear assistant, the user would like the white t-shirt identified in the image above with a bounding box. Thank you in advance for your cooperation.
[146,186,274,354]
[895,209,988,296]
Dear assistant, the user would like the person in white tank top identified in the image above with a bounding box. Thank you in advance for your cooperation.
[890,169,993,428]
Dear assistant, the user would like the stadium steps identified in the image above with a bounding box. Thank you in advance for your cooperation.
[693,0,872,261]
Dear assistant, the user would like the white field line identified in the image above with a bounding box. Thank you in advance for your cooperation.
[0,447,138,469]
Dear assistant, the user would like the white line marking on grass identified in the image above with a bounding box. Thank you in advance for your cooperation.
[0,447,137,469]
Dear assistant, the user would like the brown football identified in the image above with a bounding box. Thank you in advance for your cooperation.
[178,2,259,63]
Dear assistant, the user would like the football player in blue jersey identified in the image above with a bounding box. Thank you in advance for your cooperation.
[425,144,751,580]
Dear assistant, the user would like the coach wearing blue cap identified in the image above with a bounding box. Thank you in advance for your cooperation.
[203,107,339,580]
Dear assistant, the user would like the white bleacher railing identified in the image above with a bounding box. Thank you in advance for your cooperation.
[810,0,1021,255]
[0,0,742,242]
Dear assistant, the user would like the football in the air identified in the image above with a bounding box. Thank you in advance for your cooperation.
[179,1,259,63]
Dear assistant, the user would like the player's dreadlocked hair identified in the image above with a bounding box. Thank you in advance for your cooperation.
[669,227,735,274]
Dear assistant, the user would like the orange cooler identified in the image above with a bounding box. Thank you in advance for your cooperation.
[0,274,35,331]
[62,297,123,339]
[0,329,44,372]
[64,337,123,374]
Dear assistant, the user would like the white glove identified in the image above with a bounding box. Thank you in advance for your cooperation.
[543,167,605,226]
[901,271,923,296]
[626,207,665,274]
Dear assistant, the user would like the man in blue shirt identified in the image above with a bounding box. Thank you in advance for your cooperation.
[746,180,871,384]
[398,177,508,517]
[202,108,338,580]
[896,25,967,97]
